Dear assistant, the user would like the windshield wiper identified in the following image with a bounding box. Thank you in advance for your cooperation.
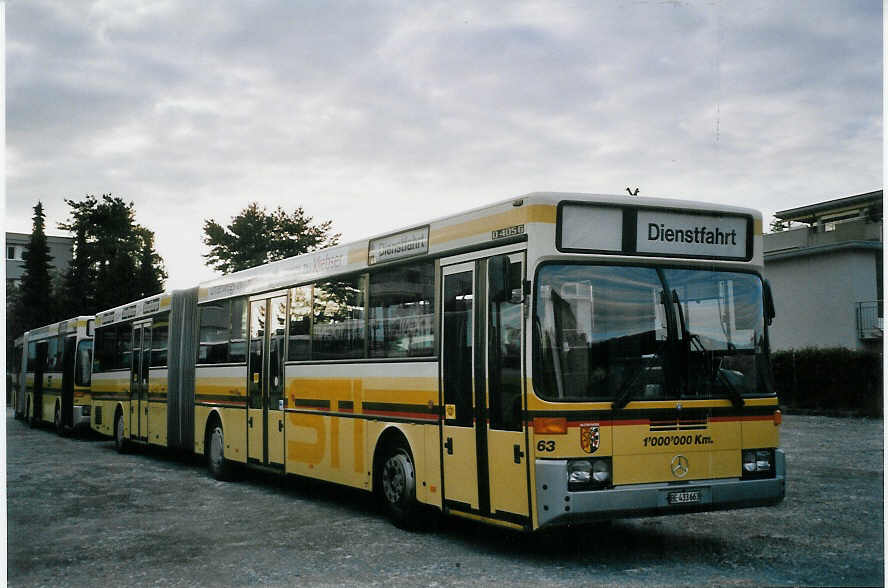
[671,289,744,409]
[612,367,644,410]
[716,363,745,409]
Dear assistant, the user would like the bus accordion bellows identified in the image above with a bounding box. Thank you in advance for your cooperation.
[84,192,784,531]
[17,316,94,435]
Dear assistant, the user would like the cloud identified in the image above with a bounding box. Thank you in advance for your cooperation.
[6,0,882,289]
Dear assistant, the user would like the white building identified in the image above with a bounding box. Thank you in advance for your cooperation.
[763,190,882,352]
[5,232,74,290]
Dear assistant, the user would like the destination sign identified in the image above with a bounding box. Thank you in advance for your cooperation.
[636,210,748,259]
[369,226,429,265]
[142,297,161,314]
[558,202,752,260]
[559,204,624,251]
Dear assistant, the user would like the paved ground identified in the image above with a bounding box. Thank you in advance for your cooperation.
[6,410,884,586]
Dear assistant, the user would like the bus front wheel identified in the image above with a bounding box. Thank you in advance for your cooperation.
[380,446,419,528]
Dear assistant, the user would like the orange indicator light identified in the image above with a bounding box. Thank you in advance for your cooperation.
[773,410,782,426]
[533,417,568,434]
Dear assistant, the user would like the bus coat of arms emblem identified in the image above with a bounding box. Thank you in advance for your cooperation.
[580,423,600,454]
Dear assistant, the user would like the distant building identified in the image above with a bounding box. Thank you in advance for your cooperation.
[5,232,73,290]
[763,190,882,352]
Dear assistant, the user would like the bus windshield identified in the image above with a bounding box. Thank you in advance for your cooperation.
[533,264,773,403]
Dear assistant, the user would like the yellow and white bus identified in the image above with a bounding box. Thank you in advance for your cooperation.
[90,192,785,530]
[20,316,94,434]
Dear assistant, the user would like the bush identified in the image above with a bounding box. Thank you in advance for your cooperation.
[771,347,883,417]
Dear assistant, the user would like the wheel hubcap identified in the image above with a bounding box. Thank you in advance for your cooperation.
[383,456,405,504]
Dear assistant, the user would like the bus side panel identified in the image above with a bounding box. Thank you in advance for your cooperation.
[222,406,247,463]
[284,362,439,494]
[287,413,370,489]
[193,365,248,461]
[91,372,130,436]
[42,370,64,423]
[148,367,169,446]
[423,423,443,508]
[193,405,211,456]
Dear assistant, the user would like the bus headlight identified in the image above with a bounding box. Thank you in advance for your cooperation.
[742,449,774,479]
[568,458,611,491]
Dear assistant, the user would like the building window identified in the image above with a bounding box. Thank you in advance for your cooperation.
[7,246,14,260]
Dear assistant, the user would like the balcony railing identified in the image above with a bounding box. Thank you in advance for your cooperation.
[856,301,883,340]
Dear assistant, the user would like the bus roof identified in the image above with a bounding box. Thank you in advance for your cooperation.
[91,192,763,322]
[196,192,762,303]
[23,316,94,341]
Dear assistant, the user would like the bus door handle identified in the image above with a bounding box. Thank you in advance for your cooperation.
[444,437,453,455]
[248,416,253,428]
[514,444,524,464]
[278,420,283,432]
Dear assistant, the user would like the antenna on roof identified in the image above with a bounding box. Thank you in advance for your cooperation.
[626,187,640,196]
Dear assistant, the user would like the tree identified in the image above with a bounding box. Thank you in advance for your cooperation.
[15,202,55,331]
[57,194,167,315]
[203,203,340,274]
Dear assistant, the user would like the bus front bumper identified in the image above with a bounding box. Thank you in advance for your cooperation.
[535,449,785,529]
[72,405,91,429]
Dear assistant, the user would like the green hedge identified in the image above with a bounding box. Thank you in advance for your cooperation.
[771,347,883,417]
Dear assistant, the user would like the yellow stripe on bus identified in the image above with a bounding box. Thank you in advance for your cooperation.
[430,204,555,244]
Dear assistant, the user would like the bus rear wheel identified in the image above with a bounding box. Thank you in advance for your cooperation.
[114,411,128,454]
[207,423,232,481]
[380,446,420,528]
[54,403,67,437]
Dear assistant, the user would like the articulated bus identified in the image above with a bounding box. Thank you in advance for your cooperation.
[19,316,94,435]
[88,192,785,531]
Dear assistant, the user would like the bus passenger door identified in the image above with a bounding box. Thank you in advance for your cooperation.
[247,294,287,469]
[484,254,530,520]
[266,295,287,469]
[130,322,151,442]
[441,263,480,511]
[139,325,152,441]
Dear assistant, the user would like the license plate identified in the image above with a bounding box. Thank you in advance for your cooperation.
[667,490,701,505]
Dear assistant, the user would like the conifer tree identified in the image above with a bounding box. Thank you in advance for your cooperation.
[16,202,55,330]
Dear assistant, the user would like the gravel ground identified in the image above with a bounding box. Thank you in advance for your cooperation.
[6,410,884,587]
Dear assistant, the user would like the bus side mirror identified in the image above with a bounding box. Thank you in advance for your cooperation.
[763,279,776,326]
[489,255,512,303]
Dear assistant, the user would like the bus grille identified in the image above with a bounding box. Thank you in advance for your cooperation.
[649,412,709,431]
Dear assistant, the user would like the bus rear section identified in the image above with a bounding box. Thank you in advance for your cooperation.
[529,260,785,529]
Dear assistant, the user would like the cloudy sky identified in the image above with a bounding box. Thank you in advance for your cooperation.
[5,0,882,289]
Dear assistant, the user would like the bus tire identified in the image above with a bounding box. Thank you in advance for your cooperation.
[27,398,37,428]
[54,402,67,437]
[207,422,232,481]
[114,410,129,454]
[379,445,420,528]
